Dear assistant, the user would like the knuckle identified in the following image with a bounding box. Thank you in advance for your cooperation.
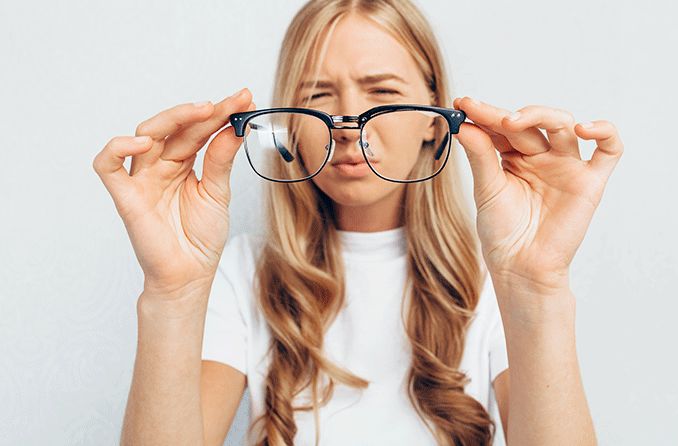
[602,121,623,150]
[105,135,118,147]
[93,138,116,173]
[522,104,547,115]
[559,109,575,125]
[105,137,124,156]
[106,135,123,150]
[92,152,105,174]
[599,119,617,133]
[135,120,152,137]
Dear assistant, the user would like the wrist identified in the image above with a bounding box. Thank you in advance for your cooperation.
[490,272,576,328]
[143,274,215,296]
[138,277,214,321]
[490,267,571,298]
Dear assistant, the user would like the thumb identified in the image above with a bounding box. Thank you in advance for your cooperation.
[454,122,506,204]
[201,102,255,205]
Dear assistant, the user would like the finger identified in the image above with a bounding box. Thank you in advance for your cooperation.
[131,101,215,173]
[453,121,507,205]
[500,105,581,159]
[201,101,256,206]
[499,150,541,186]
[475,122,514,153]
[453,96,550,155]
[135,101,215,140]
[575,120,624,177]
[162,88,253,161]
[93,135,152,201]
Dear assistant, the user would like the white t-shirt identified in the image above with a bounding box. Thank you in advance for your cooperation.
[201,226,509,445]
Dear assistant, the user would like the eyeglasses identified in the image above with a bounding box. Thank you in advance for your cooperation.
[229,104,466,183]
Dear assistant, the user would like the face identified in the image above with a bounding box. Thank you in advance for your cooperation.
[294,12,436,209]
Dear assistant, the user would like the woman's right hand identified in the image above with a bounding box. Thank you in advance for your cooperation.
[93,88,255,298]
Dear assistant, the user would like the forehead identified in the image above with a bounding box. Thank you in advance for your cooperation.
[306,13,423,85]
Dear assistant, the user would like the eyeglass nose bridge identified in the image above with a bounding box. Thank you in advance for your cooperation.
[330,115,363,129]
[328,115,372,154]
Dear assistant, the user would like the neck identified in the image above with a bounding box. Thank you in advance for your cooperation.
[334,187,406,232]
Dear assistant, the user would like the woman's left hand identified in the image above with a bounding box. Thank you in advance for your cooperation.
[452,97,624,294]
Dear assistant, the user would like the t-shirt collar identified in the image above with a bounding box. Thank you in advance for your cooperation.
[336,226,407,259]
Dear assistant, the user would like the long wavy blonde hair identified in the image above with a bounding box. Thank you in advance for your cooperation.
[249,1,493,445]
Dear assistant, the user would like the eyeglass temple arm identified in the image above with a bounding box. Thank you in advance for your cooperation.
[235,121,334,164]
[434,133,450,160]
[247,123,295,162]
[433,110,466,160]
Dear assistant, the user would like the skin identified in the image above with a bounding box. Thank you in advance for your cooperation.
[93,10,622,446]
[94,89,258,445]
[299,13,516,440]
[296,13,623,445]
[291,106,438,184]
[451,95,623,445]
[296,13,438,232]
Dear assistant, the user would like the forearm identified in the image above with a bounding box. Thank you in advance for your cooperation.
[496,284,596,446]
[120,284,212,446]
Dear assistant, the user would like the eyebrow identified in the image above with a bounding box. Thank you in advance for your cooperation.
[299,73,408,89]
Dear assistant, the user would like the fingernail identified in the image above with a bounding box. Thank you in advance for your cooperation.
[579,121,594,129]
[469,96,481,105]
[133,136,150,144]
[193,101,211,107]
[229,88,246,99]
[507,111,521,121]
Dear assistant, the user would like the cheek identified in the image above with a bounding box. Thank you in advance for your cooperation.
[370,117,429,168]
[295,119,331,172]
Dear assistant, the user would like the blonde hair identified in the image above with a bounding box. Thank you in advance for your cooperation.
[250,1,494,444]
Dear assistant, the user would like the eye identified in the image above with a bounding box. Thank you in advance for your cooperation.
[303,92,330,101]
[372,89,400,95]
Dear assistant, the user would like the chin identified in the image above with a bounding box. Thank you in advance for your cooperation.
[313,177,402,208]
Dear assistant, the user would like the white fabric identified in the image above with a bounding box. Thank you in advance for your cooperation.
[201,226,509,445]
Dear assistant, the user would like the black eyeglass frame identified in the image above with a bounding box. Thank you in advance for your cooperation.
[229,104,467,184]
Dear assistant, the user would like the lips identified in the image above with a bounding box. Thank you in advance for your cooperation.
[332,157,365,165]
[334,161,365,167]
[332,158,380,166]
[333,161,370,176]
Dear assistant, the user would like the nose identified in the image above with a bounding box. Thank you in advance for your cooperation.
[331,118,362,154]
[329,95,371,156]
[331,124,361,147]
[330,124,375,162]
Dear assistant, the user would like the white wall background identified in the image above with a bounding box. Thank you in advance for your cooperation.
[1,0,676,444]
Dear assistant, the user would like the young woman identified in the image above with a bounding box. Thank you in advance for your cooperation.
[92,1,623,445]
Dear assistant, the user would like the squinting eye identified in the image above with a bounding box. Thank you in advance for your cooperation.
[373,89,400,95]
[304,92,329,101]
